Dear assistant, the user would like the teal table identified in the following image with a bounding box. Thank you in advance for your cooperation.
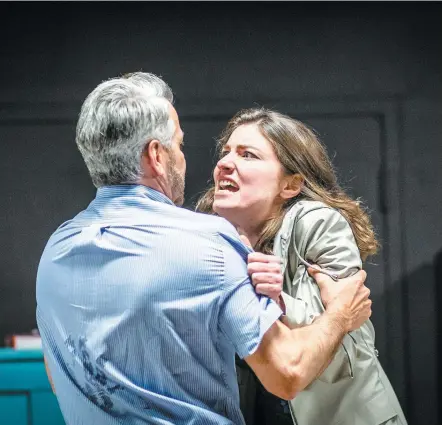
[0,349,65,425]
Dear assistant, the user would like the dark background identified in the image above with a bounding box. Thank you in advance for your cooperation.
[0,2,441,424]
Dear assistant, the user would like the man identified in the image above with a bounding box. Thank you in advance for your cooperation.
[37,72,371,425]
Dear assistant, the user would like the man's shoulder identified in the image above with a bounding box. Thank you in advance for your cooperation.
[45,203,244,261]
[176,209,250,261]
[176,208,238,236]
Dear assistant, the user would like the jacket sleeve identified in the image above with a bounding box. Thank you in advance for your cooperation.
[282,206,362,324]
[281,206,362,383]
[295,206,362,277]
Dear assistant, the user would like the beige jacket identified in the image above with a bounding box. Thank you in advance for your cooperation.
[271,200,407,425]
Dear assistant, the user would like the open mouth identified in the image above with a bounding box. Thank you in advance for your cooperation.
[217,180,239,193]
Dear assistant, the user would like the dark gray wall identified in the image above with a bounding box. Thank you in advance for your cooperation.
[0,3,440,425]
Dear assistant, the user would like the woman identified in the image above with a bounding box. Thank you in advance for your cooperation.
[196,108,407,425]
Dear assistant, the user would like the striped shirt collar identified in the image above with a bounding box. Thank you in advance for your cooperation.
[96,184,175,206]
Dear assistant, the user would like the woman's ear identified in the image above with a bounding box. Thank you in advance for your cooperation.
[280,174,304,200]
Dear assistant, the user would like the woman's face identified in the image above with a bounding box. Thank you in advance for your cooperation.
[213,123,287,229]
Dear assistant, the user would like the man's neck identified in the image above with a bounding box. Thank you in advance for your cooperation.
[137,177,171,201]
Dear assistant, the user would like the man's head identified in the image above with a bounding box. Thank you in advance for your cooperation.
[76,72,186,205]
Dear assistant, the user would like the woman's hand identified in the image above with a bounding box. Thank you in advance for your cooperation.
[240,235,284,307]
[247,251,284,304]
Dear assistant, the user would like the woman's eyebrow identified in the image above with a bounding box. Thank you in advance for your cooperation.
[237,144,264,153]
[222,144,263,153]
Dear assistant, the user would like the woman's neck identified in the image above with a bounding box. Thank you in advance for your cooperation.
[235,205,285,250]
[236,225,262,249]
[222,203,284,250]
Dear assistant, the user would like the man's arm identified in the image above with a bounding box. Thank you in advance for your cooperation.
[244,270,370,400]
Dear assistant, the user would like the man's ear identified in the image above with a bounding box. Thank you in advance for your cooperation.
[141,140,167,178]
[280,173,304,200]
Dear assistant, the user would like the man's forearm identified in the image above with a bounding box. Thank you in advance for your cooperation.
[283,310,347,392]
[246,270,370,400]
[245,311,350,400]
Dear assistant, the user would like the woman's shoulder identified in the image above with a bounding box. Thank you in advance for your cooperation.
[280,200,361,268]
[280,200,355,248]
[285,200,346,226]
[276,200,354,246]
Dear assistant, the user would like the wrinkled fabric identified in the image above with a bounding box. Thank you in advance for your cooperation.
[236,200,408,425]
[36,185,282,425]
[274,200,407,425]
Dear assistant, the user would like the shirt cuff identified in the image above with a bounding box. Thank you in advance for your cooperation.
[237,298,283,359]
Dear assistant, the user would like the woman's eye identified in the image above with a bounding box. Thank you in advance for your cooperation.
[242,151,258,159]
[220,150,229,158]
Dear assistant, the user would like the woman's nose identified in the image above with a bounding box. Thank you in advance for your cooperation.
[217,155,235,170]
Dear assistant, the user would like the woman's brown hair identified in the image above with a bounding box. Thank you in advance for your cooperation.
[196,108,379,260]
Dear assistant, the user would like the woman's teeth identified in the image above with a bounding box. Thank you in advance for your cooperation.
[219,180,239,191]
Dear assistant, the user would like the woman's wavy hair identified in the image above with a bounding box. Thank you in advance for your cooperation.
[196,108,379,260]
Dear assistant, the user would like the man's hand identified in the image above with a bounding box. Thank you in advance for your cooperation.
[240,235,284,304]
[308,267,371,332]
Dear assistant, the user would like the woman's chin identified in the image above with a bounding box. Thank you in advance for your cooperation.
[213,201,239,217]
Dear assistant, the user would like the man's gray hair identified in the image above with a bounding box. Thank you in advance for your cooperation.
[76,72,175,188]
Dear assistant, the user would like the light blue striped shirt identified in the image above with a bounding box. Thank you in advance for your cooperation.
[36,185,282,425]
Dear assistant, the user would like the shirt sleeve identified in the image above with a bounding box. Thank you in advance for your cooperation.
[216,232,283,359]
